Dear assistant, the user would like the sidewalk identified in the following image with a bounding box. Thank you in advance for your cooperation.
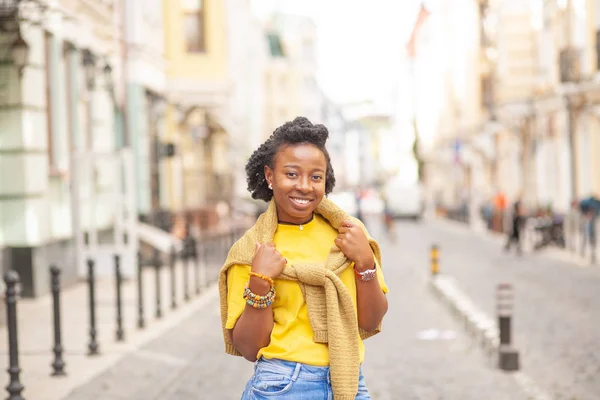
[431,215,595,269]
[0,257,223,400]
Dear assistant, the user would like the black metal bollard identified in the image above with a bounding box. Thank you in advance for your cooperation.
[87,259,99,355]
[497,283,519,371]
[192,237,201,295]
[137,251,145,329]
[154,248,162,319]
[4,270,25,400]
[169,246,177,309]
[49,265,66,376]
[205,235,212,265]
[114,255,125,341]
[183,239,190,302]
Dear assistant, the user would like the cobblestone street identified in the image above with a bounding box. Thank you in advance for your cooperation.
[401,218,600,400]
[63,219,530,400]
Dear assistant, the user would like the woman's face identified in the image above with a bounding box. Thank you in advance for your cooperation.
[265,143,327,224]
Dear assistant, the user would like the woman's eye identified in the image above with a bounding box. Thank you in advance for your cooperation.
[286,172,297,178]
[313,175,323,180]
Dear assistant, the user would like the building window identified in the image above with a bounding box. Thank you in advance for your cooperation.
[63,42,73,153]
[44,31,55,170]
[267,33,285,57]
[183,0,205,53]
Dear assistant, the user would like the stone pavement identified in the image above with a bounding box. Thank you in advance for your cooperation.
[0,255,225,400]
[412,217,600,400]
[62,227,528,400]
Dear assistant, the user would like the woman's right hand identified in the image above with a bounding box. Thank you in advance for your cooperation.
[251,242,287,279]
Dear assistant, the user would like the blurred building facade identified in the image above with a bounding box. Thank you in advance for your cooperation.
[321,96,350,190]
[163,0,234,229]
[263,14,324,138]
[407,0,491,211]
[126,0,168,221]
[0,0,125,296]
[414,0,600,216]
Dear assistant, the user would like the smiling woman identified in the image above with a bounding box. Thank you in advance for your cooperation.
[218,117,389,400]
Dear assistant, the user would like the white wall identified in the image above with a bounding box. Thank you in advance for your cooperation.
[226,0,269,200]
[126,0,166,93]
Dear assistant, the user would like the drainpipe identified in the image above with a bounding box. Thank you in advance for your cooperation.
[120,0,129,147]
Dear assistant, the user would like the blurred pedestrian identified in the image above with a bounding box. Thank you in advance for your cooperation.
[504,200,524,255]
[581,207,597,263]
[493,191,507,233]
[566,199,581,253]
[218,117,389,399]
[381,194,396,241]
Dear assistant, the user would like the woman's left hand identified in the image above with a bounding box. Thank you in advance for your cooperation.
[334,220,374,270]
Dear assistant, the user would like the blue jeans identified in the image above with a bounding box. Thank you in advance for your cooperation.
[241,358,370,399]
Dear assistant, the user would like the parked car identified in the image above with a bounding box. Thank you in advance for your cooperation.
[383,181,424,220]
[358,189,384,215]
[327,191,359,218]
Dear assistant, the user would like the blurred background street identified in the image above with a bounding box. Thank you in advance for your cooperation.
[1,0,600,398]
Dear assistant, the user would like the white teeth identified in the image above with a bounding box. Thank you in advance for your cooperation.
[292,198,309,205]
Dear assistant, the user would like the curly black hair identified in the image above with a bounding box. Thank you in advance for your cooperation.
[245,116,336,202]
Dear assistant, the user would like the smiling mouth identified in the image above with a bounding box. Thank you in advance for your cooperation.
[290,197,312,206]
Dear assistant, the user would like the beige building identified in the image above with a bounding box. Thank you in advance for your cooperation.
[491,0,541,206]
[530,0,600,211]
[163,0,232,227]
[163,0,270,228]
[493,0,600,212]
[263,15,323,139]
[413,0,599,216]
[408,0,492,211]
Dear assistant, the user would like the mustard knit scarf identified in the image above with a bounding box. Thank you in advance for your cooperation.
[218,197,382,400]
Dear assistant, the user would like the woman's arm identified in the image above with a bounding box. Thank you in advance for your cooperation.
[231,276,274,361]
[335,221,389,332]
[354,261,388,332]
[230,242,286,362]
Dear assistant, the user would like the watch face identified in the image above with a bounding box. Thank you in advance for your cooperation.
[361,270,376,281]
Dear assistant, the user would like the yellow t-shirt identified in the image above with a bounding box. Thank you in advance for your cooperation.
[225,214,389,366]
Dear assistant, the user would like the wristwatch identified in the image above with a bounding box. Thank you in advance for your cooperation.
[354,264,377,282]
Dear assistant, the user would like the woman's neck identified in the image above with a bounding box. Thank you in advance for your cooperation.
[278,213,314,226]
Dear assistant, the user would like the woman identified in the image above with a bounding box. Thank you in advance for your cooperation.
[218,117,389,400]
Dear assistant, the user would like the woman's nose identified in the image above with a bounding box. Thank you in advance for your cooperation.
[297,176,311,191]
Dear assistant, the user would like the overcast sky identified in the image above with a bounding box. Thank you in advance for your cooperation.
[250,0,427,105]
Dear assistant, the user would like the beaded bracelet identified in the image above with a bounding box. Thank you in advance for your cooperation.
[243,284,276,309]
[249,271,274,286]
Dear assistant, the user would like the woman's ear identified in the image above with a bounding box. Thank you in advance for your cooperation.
[264,165,273,186]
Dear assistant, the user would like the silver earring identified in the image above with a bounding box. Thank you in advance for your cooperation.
[268,183,273,190]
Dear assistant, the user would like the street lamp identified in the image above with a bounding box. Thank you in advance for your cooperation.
[103,61,113,94]
[10,31,29,76]
[82,49,96,90]
[0,0,18,17]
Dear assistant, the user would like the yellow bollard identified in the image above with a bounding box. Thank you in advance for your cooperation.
[430,244,439,276]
